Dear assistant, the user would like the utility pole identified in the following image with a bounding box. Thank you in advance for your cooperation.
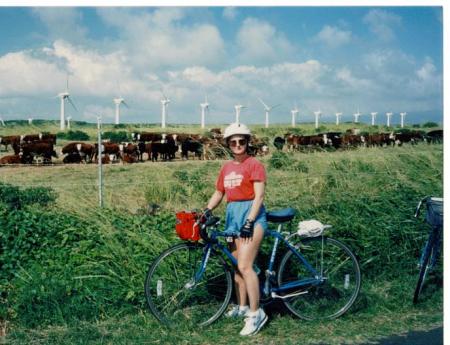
[97,115,103,208]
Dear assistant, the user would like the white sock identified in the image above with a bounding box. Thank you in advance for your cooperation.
[247,309,260,317]
[239,305,249,311]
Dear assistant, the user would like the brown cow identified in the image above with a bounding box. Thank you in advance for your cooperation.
[0,154,22,165]
[0,135,21,151]
[94,143,120,161]
[131,132,163,142]
[18,142,57,164]
[62,142,95,163]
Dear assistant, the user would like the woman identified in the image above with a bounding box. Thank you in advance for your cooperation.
[204,122,268,336]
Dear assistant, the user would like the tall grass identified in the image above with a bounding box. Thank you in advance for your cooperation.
[0,140,443,342]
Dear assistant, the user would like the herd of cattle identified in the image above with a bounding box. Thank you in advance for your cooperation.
[0,128,443,166]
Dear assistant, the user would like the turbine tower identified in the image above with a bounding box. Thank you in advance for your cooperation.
[0,116,5,126]
[234,104,245,125]
[314,109,322,129]
[57,75,77,131]
[400,112,407,128]
[200,95,209,129]
[335,112,342,125]
[353,108,361,123]
[370,112,378,126]
[160,93,170,128]
[291,103,299,127]
[67,116,72,130]
[28,118,33,125]
[113,97,128,125]
[258,98,280,128]
[386,112,393,127]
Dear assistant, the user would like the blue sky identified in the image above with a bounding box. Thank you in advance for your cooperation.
[0,6,443,125]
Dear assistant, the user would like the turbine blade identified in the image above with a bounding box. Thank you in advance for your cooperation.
[67,97,78,112]
[123,101,130,108]
[258,98,269,109]
[271,104,281,110]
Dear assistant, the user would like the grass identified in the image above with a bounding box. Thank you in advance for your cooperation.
[0,121,443,344]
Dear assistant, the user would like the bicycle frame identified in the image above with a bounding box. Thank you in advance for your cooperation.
[192,222,323,299]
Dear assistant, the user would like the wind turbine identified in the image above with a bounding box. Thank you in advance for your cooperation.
[67,116,72,130]
[258,98,280,128]
[335,112,342,125]
[200,95,209,129]
[113,97,129,125]
[28,117,33,125]
[291,103,299,127]
[314,109,322,129]
[370,112,377,126]
[0,116,5,126]
[57,75,77,131]
[353,108,361,123]
[234,104,245,125]
[160,93,170,128]
[386,112,393,127]
[400,112,407,128]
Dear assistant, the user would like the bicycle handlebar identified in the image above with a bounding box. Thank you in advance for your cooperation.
[414,196,430,218]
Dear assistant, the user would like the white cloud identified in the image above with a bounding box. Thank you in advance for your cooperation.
[223,7,238,20]
[315,25,352,48]
[363,9,402,42]
[96,8,226,71]
[236,17,295,65]
[31,8,87,43]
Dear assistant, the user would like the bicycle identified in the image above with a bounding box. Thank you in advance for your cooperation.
[413,196,443,304]
[144,208,361,327]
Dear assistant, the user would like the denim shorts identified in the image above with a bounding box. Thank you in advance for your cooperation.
[224,200,268,237]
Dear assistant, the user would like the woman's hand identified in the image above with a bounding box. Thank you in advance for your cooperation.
[240,219,254,239]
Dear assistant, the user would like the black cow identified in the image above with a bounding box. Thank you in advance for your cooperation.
[273,137,286,151]
[181,139,203,160]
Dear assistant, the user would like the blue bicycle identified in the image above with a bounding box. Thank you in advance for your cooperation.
[144,208,361,326]
[413,196,443,304]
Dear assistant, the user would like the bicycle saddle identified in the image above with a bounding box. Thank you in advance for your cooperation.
[266,208,296,223]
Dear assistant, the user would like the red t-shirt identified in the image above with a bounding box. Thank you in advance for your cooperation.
[215,156,266,202]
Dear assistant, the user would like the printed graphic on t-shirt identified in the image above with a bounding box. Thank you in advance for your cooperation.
[224,171,243,189]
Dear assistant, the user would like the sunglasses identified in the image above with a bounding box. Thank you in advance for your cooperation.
[229,139,247,147]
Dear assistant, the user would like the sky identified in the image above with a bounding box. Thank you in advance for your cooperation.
[0,6,444,126]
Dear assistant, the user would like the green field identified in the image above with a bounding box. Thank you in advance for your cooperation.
[0,121,443,344]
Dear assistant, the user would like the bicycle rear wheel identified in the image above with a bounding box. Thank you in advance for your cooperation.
[278,236,361,320]
[144,243,232,327]
[413,229,438,304]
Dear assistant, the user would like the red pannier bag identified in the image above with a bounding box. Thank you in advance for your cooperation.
[175,211,201,241]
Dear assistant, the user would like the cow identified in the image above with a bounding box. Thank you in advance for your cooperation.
[151,136,178,161]
[131,132,163,142]
[62,142,95,163]
[94,143,120,162]
[323,132,342,149]
[0,135,21,151]
[341,134,364,148]
[273,136,286,151]
[426,129,443,144]
[136,141,146,161]
[393,131,424,146]
[0,154,23,165]
[121,152,138,164]
[18,142,57,164]
[181,139,203,160]
[63,152,83,164]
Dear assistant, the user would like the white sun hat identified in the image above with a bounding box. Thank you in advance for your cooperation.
[223,123,251,139]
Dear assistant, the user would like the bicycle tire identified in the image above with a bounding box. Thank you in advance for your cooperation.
[278,236,361,320]
[413,230,437,304]
[144,242,233,327]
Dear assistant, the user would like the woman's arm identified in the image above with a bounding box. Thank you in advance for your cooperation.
[206,190,224,211]
[247,181,265,221]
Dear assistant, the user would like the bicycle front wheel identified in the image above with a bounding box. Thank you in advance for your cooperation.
[278,236,361,320]
[145,243,232,327]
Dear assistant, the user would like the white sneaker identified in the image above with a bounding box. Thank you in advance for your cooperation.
[239,308,268,336]
[225,304,249,318]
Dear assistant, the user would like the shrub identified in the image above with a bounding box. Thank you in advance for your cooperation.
[57,130,90,141]
[269,151,295,170]
[102,131,129,143]
[422,121,439,128]
[0,183,56,210]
